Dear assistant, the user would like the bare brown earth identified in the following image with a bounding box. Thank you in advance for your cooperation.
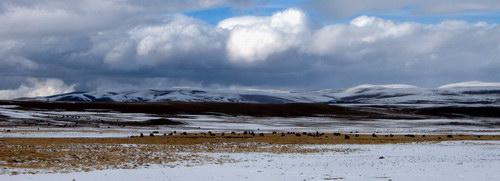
[0,133,498,174]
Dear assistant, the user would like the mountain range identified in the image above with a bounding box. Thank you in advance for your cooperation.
[30,81,500,105]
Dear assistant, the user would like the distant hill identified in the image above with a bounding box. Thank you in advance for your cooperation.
[29,81,500,105]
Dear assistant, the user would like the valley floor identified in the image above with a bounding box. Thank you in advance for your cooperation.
[1,102,500,180]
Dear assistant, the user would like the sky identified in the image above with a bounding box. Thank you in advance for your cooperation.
[1,0,500,99]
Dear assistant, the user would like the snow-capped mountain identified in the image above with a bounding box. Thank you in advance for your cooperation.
[32,81,500,105]
[333,81,500,104]
[36,88,332,104]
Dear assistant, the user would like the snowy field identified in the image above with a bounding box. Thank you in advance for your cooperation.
[2,116,499,138]
[1,103,499,180]
[2,141,499,181]
[1,105,499,137]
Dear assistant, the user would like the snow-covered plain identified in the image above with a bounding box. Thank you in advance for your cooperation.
[2,107,499,137]
[173,115,500,135]
[2,141,499,181]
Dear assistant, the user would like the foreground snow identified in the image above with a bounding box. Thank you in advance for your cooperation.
[3,141,499,181]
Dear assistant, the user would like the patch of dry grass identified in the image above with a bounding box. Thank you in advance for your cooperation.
[2,132,496,145]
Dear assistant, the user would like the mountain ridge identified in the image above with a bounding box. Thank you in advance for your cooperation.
[28,81,500,105]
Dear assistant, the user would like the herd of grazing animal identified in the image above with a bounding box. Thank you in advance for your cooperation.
[132,130,445,140]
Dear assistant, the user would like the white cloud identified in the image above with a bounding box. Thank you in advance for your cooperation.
[99,8,312,68]
[102,15,224,69]
[304,15,500,66]
[218,8,309,63]
[131,16,223,61]
[0,78,75,99]
[304,16,417,56]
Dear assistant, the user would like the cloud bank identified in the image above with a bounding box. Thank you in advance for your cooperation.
[0,1,499,99]
[0,78,75,99]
